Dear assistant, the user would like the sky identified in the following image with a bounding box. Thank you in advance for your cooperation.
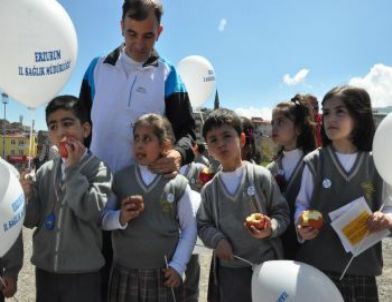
[2,0,392,131]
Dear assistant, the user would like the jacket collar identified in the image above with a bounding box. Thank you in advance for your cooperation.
[103,45,159,67]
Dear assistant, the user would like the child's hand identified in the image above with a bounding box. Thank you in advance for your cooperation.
[64,137,86,168]
[20,169,34,199]
[1,276,17,298]
[215,239,234,261]
[119,196,144,226]
[244,215,272,239]
[297,224,319,240]
[367,211,392,232]
[162,267,181,288]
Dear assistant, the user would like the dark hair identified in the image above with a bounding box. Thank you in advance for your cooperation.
[321,86,375,151]
[273,100,316,155]
[240,116,257,161]
[202,108,242,139]
[45,95,89,124]
[133,113,175,146]
[197,142,207,154]
[122,0,163,23]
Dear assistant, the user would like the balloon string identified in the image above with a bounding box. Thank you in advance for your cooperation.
[27,108,35,170]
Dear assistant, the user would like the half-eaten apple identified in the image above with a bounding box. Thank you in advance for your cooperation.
[300,210,324,230]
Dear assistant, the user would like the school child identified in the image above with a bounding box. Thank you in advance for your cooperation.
[197,108,289,302]
[20,95,112,302]
[0,234,23,301]
[179,146,210,302]
[267,100,316,259]
[295,86,392,302]
[240,116,258,163]
[101,113,197,302]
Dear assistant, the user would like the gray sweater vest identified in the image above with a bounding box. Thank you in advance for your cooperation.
[198,162,289,268]
[296,146,383,276]
[112,164,188,269]
[182,162,206,192]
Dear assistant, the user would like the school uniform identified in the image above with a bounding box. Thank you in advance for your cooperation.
[180,162,207,302]
[295,146,385,301]
[267,149,304,259]
[197,162,289,302]
[103,164,197,302]
[24,152,112,302]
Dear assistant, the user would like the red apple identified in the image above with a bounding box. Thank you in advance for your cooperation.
[199,168,214,184]
[245,213,266,230]
[300,210,324,230]
[58,141,68,158]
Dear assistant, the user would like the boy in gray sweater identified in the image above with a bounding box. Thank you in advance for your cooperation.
[197,108,289,302]
[20,95,112,302]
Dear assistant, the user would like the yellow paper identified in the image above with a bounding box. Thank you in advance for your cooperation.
[342,211,370,245]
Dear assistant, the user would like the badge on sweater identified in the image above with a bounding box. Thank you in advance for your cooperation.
[322,178,332,189]
[247,186,255,196]
[45,212,56,231]
[160,193,175,215]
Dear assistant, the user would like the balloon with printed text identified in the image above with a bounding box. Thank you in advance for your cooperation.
[373,112,392,186]
[0,161,25,257]
[0,0,77,108]
[252,260,344,302]
[177,55,216,109]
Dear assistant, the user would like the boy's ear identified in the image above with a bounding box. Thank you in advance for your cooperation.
[82,122,92,138]
[240,132,246,148]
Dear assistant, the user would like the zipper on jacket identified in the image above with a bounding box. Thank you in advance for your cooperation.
[128,74,138,107]
[53,206,65,272]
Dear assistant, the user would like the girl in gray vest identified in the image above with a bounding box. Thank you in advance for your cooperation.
[101,114,197,302]
[267,100,316,259]
[295,86,392,302]
[197,108,289,302]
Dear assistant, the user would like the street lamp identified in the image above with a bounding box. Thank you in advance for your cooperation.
[2,92,8,159]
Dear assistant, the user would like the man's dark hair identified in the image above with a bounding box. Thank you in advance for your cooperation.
[203,108,242,139]
[122,0,163,23]
[45,95,89,124]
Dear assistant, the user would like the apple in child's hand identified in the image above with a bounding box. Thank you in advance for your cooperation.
[245,213,267,230]
[128,195,144,212]
[300,210,324,230]
[58,141,69,158]
[199,167,214,184]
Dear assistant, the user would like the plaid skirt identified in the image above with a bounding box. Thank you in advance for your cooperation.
[109,263,185,302]
[324,271,379,302]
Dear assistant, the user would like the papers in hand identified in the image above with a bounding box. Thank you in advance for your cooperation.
[329,196,390,256]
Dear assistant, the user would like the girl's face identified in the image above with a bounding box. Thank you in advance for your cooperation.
[133,125,163,165]
[322,98,355,145]
[271,110,299,151]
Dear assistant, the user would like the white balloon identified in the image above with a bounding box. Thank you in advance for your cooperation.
[177,55,216,109]
[0,161,25,257]
[0,0,77,108]
[373,113,392,185]
[252,260,344,302]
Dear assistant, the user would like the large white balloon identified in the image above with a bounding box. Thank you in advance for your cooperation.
[252,260,344,302]
[0,161,25,257]
[177,55,216,109]
[0,0,77,108]
[373,113,392,185]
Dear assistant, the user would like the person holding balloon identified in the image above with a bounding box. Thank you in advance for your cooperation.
[20,95,112,302]
[295,86,392,301]
[197,108,289,302]
[0,234,23,301]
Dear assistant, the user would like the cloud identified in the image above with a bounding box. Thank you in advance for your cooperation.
[234,107,272,121]
[218,18,227,32]
[348,64,392,108]
[283,68,310,86]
